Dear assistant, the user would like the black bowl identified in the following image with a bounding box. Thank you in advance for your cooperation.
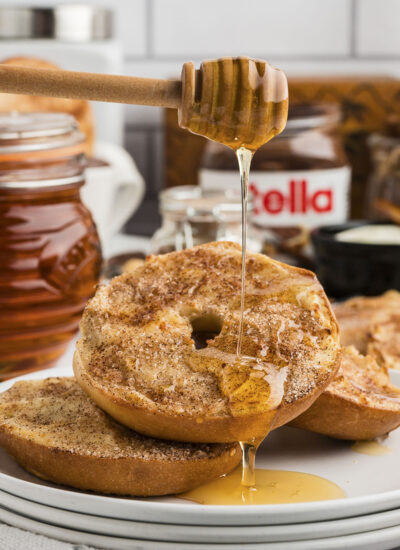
[312,221,400,299]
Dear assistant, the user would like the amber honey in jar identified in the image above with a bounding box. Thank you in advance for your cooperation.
[200,103,351,230]
[0,113,101,379]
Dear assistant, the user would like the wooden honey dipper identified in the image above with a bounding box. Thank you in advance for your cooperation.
[0,57,288,151]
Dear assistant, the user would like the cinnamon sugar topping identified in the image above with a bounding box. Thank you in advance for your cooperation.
[0,378,236,461]
[77,242,340,421]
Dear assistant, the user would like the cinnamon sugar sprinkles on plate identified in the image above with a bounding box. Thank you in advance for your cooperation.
[74,241,341,443]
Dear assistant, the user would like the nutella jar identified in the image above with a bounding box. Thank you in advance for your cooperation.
[200,103,351,230]
[0,113,101,379]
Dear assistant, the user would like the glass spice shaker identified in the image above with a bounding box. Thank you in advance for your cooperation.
[0,113,101,379]
[150,186,263,255]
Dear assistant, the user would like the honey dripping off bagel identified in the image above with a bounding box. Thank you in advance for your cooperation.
[181,57,289,486]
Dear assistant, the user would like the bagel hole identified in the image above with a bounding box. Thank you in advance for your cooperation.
[190,313,223,350]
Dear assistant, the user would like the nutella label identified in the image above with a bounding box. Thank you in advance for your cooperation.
[200,167,351,228]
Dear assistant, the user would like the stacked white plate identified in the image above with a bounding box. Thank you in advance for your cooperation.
[0,366,400,549]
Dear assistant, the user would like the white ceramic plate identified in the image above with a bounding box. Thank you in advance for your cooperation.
[2,506,400,550]
[0,366,400,527]
[2,488,400,544]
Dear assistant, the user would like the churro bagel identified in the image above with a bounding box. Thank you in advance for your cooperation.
[291,346,400,440]
[0,378,240,496]
[74,242,340,443]
[367,313,400,371]
[333,291,400,353]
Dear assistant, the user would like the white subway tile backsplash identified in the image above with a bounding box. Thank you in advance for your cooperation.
[111,0,147,57]
[152,0,351,58]
[124,59,183,79]
[356,0,400,56]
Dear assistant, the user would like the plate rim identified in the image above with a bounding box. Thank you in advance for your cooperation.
[1,487,400,543]
[2,505,400,550]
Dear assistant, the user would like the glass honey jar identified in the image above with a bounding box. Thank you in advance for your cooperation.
[0,113,101,379]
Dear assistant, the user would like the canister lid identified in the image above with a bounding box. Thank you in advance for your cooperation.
[0,5,112,41]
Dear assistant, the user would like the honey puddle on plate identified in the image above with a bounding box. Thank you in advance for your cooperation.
[351,440,392,456]
[178,467,346,505]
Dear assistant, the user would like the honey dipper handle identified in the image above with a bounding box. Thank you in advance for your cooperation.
[0,65,182,109]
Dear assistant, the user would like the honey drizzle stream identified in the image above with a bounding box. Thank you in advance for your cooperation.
[236,146,253,357]
[180,59,289,494]
[240,441,257,487]
[235,146,256,487]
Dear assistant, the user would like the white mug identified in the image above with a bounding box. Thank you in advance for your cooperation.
[81,141,145,246]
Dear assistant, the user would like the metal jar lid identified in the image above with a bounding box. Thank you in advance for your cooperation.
[0,5,112,41]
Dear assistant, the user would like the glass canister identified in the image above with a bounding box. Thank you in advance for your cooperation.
[0,113,101,379]
[150,186,263,255]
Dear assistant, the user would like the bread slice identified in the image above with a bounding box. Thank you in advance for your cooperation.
[333,291,400,353]
[291,346,400,440]
[0,377,240,496]
[74,241,340,443]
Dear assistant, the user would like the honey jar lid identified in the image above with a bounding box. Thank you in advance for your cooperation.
[0,112,86,158]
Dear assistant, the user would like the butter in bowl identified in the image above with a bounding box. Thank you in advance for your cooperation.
[312,222,400,299]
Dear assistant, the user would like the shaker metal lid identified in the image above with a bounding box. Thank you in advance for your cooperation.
[0,112,85,153]
[0,5,112,41]
[160,185,254,220]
